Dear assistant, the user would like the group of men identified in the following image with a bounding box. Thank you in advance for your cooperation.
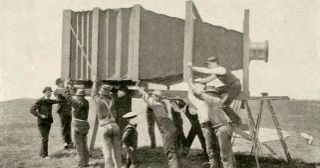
[30,56,243,168]
[141,56,243,168]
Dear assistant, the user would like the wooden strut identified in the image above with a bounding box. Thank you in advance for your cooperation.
[67,19,93,70]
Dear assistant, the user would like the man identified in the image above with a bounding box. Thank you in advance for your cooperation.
[30,87,60,159]
[137,84,181,168]
[170,105,187,156]
[138,82,157,148]
[111,84,132,134]
[169,99,207,158]
[187,75,236,168]
[54,78,73,149]
[188,57,242,127]
[92,81,122,168]
[64,89,90,168]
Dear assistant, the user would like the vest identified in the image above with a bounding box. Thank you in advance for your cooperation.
[216,68,239,86]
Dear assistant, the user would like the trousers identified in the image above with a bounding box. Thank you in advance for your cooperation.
[217,82,242,125]
[38,120,51,157]
[100,122,122,168]
[73,120,90,167]
[146,107,156,148]
[201,124,234,168]
[185,122,207,154]
[59,112,72,145]
[158,118,181,168]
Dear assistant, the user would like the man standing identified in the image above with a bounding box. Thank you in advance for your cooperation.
[64,89,90,168]
[169,99,207,158]
[111,84,132,134]
[92,81,122,168]
[188,57,242,127]
[137,83,181,168]
[170,106,187,156]
[138,82,157,148]
[54,78,73,149]
[30,87,60,159]
[187,75,236,168]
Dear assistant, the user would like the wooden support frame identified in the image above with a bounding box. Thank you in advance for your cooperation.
[240,93,292,166]
[183,1,202,82]
[243,9,250,97]
[91,8,100,81]
[61,10,72,81]
[89,8,101,153]
[127,5,141,81]
[113,9,123,80]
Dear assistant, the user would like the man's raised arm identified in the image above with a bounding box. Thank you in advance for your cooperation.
[91,81,100,101]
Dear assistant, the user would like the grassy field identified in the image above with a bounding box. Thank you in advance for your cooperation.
[0,98,318,168]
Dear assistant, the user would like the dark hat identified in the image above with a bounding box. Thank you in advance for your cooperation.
[206,57,219,63]
[99,85,112,95]
[55,78,64,85]
[118,84,129,92]
[43,87,53,93]
[75,89,86,96]
[123,112,139,119]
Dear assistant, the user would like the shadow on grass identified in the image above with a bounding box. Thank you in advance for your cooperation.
[50,149,77,159]
[50,146,317,168]
[235,154,316,168]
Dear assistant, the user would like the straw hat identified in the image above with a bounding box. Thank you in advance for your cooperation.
[99,85,112,95]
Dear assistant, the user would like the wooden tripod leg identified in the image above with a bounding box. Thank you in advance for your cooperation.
[266,100,292,163]
[89,114,99,154]
[255,100,264,155]
[244,100,260,168]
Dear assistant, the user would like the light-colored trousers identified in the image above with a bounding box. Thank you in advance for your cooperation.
[201,125,235,168]
[100,122,122,168]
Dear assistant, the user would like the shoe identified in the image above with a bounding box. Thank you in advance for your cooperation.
[42,156,51,160]
[64,143,69,150]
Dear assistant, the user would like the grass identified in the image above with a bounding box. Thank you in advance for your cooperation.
[0,98,318,167]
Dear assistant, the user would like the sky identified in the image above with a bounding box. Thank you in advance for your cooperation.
[0,0,319,101]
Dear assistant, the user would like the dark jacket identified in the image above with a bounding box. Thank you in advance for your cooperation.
[54,88,72,114]
[184,106,200,126]
[64,92,89,121]
[30,97,60,123]
[121,123,138,149]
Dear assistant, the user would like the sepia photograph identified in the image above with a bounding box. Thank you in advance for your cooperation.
[0,0,319,167]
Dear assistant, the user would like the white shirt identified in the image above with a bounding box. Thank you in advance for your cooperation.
[187,88,228,126]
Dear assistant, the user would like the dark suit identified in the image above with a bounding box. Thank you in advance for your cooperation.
[30,97,59,157]
[54,88,73,146]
